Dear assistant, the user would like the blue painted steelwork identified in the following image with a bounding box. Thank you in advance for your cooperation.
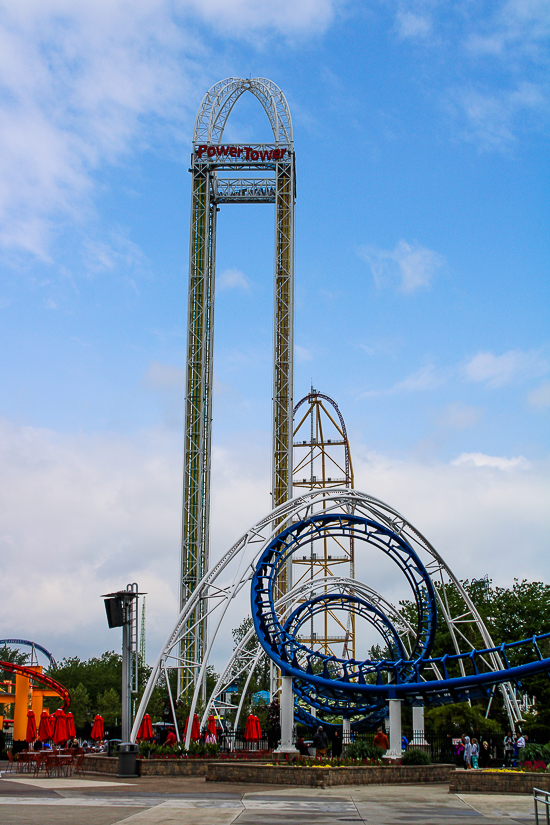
[251,514,550,719]
[0,639,56,668]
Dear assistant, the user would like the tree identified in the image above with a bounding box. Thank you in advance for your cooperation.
[97,688,122,729]
[69,683,91,730]
[48,652,123,706]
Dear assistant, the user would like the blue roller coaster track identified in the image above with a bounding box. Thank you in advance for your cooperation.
[251,512,550,723]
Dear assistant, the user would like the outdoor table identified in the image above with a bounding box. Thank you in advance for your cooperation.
[44,753,74,777]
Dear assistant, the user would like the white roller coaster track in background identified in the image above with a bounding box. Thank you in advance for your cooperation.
[132,489,522,746]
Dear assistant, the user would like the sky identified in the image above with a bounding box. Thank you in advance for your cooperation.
[0,0,548,668]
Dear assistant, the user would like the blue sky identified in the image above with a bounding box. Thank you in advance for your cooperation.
[0,1,548,663]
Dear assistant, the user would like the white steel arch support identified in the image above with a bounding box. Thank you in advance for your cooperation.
[133,489,522,744]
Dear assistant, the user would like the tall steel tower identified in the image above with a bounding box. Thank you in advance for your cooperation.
[180,78,295,696]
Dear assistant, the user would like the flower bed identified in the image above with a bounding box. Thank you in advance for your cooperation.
[206,761,455,788]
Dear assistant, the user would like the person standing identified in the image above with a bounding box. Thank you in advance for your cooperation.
[503,731,514,768]
[374,727,389,751]
[463,735,472,769]
[312,725,329,757]
[331,730,342,758]
[479,740,491,768]
[471,738,479,769]
[516,733,527,762]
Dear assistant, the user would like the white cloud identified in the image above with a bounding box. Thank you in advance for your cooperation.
[217,267,251,291]
[362,363,449,397]
[0,1,338,259]
[143,361,185,389]
[395,11,432,40]
[437,402,482,430]
[354,448,549,585]
[452,451,530,470]
[529,381,550,409]
[360,240,445,293]
[462,349,548,387]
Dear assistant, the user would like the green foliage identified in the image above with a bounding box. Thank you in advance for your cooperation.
[401,748,431,765]
[48,652,123,705]
[347,740,384,761]
[69,683,91,729]
[425,702,502,736]
[96,688,122,729]
[520,743,550,764]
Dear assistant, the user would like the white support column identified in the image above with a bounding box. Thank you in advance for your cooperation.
[275,676,298,754]
[342,718,351,749]
[412,705,428,746]
[386,699,403,759]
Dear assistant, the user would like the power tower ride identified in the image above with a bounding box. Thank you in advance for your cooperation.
[180,78,295,697]
[292,389,356,663]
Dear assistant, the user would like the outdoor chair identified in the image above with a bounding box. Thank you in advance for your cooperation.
[44,754,58,778]
[74,752,85,776]
[6,750,15,773]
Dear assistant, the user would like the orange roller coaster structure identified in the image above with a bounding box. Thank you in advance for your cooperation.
[0,661,71,741]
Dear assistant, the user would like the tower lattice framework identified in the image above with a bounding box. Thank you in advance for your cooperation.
[292,389,356,662]
[180,78,295,696]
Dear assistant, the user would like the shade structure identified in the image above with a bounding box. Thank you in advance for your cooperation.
[38,711,51,742]
[52,708,68,745]
[136,713,154,741]
[207,715,216,737]
[184,713,201,742]
[253,715,262,740]
[25,710,37,742]
[66,712,76,739]
[244,714,256,741]
[90,714,105,741]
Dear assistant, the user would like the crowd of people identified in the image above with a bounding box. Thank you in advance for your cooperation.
[454,731,527,769]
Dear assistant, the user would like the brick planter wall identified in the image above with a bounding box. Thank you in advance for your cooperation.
[206,762,455,789]
[450,770,550,794]
[82,755,118,774]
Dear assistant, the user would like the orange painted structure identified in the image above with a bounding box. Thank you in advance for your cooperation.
[0,661,70,741]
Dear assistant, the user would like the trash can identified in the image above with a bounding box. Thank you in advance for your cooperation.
[117,742,139,777]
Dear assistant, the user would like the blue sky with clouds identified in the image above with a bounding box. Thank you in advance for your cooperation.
[0,1,548,663]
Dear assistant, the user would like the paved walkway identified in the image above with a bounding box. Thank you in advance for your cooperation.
[0,771,536,824]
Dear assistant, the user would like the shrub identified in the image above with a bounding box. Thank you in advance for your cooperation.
[401,748,431,765]
[347,740,384,761]
[520,743,550,764]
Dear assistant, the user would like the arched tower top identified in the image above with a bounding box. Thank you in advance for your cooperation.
[193,77,293,147]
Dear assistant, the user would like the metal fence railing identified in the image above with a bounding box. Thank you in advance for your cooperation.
[534,788,550,825]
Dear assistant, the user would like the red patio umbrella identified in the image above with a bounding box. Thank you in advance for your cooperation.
[38,710,51,742]
[25,710,37,742]
[52,708,68,745]
[184,713,201,741]
[253,715,262,740]
[66,712,76,739]
[136,713,154,741]
[207,715,217,737]
[90,714,105,741]
[244,714,256,740]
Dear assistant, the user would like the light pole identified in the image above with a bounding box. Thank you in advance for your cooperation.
[103,583,142,743]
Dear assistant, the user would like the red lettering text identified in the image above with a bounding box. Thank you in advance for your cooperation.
[229,147,237,157]
[251,150,259,161]
[272,149,280,160]
[207,146,216,157]
[197,145,207,158]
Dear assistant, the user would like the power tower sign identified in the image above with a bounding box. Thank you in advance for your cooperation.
[180,78,295,696]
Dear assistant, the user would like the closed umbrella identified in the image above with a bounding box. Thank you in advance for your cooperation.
[53,708,68,745]
[184,713,201,741]
[90,714,105,741]
[66,712,76,740]
[38,711,51,742]
[253,715,262,740]
[137,713,154,741]
[25,710,37,743]
[244,714,255,740]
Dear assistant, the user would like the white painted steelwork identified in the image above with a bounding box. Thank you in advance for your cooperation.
[133,489,522,746]
[180,78,295,696]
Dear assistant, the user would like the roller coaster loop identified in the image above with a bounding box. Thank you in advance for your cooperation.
[251,512,550,717]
